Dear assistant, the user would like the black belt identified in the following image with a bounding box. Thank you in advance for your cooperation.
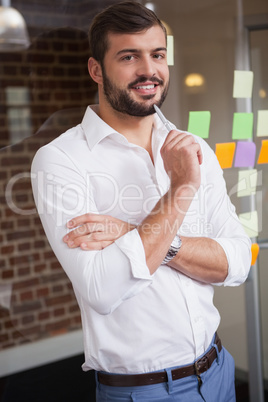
[98,333,222,387]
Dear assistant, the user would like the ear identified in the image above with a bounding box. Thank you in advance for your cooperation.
[88,57,103,85]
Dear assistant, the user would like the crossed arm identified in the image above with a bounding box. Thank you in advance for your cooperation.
[63,129,229,284]
[63,210,228,283]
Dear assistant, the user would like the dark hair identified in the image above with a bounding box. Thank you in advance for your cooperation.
[89,1,166,66]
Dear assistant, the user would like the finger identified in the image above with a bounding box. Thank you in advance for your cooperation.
[163,130,187,147]
[80,240,113,250]
[67,213,108,229]
[191,143,203,165]
[66,229,122,248]
[63,222,106,243]
[162,133,195,155]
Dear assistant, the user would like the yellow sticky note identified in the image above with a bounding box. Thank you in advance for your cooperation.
[239,211,258,238]
[256,110,268,137]
[215,142,236,169]
[167,35,174,66]
[233,70,254,98]
[257,140,268,164]
[251,243,259,266]
[237,169,257,197]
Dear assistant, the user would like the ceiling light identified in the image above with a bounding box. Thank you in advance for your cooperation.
[0,1,30,52]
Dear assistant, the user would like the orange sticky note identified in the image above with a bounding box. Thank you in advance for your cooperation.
[251,243,259,266]
[257,140,268,164]
[215,142,236,169]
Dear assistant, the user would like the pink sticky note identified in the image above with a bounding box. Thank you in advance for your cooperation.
[234,141,256,168]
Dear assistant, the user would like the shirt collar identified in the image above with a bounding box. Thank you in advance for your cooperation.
[81,105,117,150]
[81,104,170,150]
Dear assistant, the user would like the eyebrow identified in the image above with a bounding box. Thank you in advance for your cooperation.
[116,47,167,56]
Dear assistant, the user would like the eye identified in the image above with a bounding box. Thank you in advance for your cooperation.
[121,55,135,61]
[153,53,165,60]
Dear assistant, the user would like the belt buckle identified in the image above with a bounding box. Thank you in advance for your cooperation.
[194,360,201,376]
[195,355,209,376]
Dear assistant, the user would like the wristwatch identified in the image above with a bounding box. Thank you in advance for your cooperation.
[162,234,182,265]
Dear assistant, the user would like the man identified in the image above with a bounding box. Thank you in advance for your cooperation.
[31,2,251,401]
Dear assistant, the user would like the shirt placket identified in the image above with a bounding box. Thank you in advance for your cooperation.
[179,274,206,358]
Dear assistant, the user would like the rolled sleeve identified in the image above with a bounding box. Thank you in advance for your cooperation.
[31,145,153,316]
[214,236,252,286]
[115,229,151,280]
[199,138,252,286]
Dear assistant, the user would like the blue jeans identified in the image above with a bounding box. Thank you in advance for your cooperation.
[95,338,236,402]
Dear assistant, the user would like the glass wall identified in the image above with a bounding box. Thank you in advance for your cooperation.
[0,0,268,400]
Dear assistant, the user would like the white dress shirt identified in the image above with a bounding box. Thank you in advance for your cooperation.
[31,105,251,374]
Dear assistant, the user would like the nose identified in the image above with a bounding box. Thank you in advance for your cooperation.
[136,55,155,77]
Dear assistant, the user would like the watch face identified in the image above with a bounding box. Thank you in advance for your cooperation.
[173,235,182,249]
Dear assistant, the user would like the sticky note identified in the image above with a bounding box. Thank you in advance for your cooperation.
[234,141,256,168]
[251,243,259,266]
[233,70,254,98]
[215,142,236,169]
[256,110,268,137]
[232,113,254,140]
[257,140,268,164]
[237,169,257,197]
[167,35,174,66]
[188,111,211,139]
[239,210,258,238]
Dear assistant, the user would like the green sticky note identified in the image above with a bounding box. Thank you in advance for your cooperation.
[232,113,253,140]
[239,210,258,238]
[237,169,258,197]
[233,70,254,98]
[256,110,268,137]
[187,111,211,139]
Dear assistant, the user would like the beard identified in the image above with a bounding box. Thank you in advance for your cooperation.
[102,67,169,117]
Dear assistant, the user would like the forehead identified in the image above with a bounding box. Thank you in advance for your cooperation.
[106,25,167,57]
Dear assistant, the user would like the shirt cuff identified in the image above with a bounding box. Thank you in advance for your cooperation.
[115,228,152,280]
[213,237,251,286]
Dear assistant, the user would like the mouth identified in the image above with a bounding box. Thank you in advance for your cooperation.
[131,82,159,95]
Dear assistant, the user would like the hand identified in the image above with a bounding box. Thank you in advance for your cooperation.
[160,130,202,196]
[63,213,136,250]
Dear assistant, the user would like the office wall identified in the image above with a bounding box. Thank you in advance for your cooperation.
[0,0,267,385]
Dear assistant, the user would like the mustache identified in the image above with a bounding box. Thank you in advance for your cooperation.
[128,76,164,89]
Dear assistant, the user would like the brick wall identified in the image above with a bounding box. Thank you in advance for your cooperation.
[0,25,98,350]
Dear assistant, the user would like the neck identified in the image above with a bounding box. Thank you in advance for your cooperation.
[98,98,154,154]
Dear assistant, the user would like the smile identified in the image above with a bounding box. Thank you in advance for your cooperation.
[134,84,156,90]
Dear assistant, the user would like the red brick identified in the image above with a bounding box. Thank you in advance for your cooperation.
[9,255,30,266]
[53,307,65,317]
[0,157,30,166]
[45,319,70,333]
[38,311,50,321]
[22,315,35,325]
[34,264,47,273]
[18,242,31,251]
[45,294,72,307]
[20,291,34,301]
[36,287,49,297]
[2,270,14,279]
[18,267,30,276]
[1,245,14,254]
[13,278,40,290]
[7,230,35,241]
[0,334,9,343]
[50,261,61,270]
[13,300,42,314]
